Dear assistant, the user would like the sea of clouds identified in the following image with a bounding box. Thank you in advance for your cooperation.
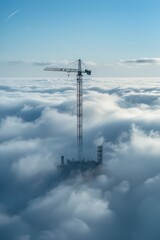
[0,77,160,240]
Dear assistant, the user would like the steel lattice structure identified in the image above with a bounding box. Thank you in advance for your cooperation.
[44,59,91,161]
[77,59,83,161]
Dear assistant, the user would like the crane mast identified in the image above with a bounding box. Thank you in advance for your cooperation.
[77,59,83,162]
[44,59,91,162]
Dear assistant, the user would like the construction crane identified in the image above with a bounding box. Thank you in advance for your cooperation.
[44,59,91,162]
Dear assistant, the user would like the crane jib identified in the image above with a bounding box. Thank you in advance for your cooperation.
[44,67,91,75]
[44,67,76,72]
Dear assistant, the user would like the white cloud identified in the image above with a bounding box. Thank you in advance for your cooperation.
[0,77,160,239]
[84,61,98,66]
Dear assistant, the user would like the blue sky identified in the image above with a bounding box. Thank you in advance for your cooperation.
[1,0,160,77]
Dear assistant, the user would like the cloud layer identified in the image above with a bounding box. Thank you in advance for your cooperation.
[0,77,160,240]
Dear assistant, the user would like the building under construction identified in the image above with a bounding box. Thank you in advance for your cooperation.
[44,59,103,176]
[57,145,103,176]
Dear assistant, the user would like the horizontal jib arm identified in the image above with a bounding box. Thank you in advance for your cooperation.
[44,67,91,75]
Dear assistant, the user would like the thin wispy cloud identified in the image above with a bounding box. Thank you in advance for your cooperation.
[6,8,22,21]
[119,58,160,65]
[5,59,98,68]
